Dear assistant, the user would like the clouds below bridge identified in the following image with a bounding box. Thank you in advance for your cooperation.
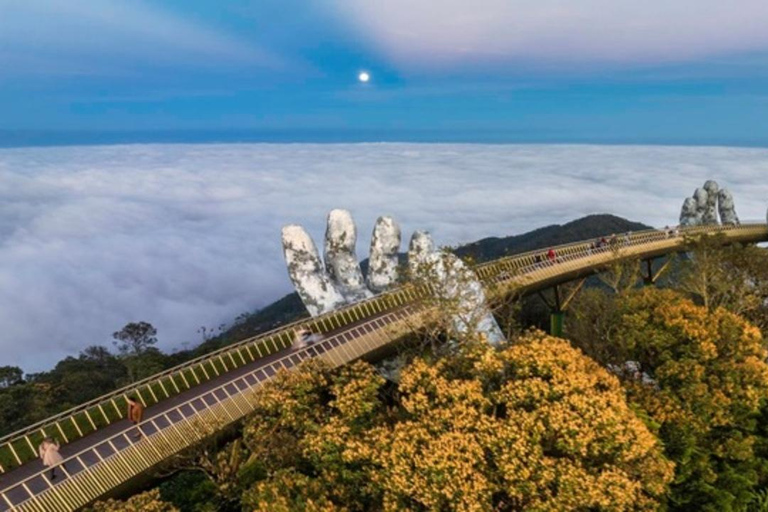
[1,143,768,372]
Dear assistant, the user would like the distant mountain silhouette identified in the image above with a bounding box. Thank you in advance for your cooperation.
[455,214,652,263]
[204,214,652,351]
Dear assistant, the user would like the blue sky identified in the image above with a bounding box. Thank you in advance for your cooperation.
[3,0,768,145]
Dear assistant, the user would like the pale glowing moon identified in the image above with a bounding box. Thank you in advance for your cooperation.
[358,72,370,83]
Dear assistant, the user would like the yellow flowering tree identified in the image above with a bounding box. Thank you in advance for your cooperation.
[85,489,178,512]
[608,288,768,511]
[366,332,673,511]
[241,332,673,511]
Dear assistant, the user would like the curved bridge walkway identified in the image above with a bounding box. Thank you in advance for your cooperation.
[1,223,766,511]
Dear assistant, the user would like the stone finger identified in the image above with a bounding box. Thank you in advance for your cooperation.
[680,197,698,226]
[693,187,708,225]
[407,230,436,276]
[442,253,505,347]
[324,209,372,302]
[702,180,719,224]
[718,188,739,225]
[282,224,346,317]
[367,216,401,293]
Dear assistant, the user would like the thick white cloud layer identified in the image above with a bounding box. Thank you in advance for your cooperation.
[1,143,767,372]
[332,0,768,69]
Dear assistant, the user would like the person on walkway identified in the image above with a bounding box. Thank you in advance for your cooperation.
[38,437,64,480]
[546,248,556,264]
[126,395,145,439]
[294,328,324,349]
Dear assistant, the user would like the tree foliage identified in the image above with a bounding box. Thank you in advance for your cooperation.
[240,332,673,511]
[0,366,23,388]
[113,321,158,355]
[155,416,256,512]
[677,235,768,333]
[597,242,643,295]
[86,489,178,512]
[569,287,768,511]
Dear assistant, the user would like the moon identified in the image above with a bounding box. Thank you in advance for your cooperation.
[358,72,370,83]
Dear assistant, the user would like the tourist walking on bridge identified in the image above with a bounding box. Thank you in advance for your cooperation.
[546,248,556,264]
[126,395,145,439]
[294,328,323,349]
[38,437,64,480]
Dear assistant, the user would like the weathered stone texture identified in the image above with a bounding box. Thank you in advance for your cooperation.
[324,209,372,303]
[679,180,739,227]
[718,189,740,225]
[367,216,401,293]
[283,213,505,348]
[281,224,346,317]
[702,180,720,225]
[680,197,698,226]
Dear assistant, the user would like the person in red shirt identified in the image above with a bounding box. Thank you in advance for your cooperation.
[546,248,556,264]
[126,395,145,440]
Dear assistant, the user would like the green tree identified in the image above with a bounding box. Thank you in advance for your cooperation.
[157,415,256,512]
[598,242,643,295]
[570,287,768,511]
[0,366,23,388]
[679,237,768,335]
[0,384,36,436]
[112,322,161,382]
[112,321,158,355]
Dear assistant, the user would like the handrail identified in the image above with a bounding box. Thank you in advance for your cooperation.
[1,221,766,511]
[0,283,399,443]
[475,221,765,274]
[1,304,422,510]
[1,221,764,474]
[0,279,428,471]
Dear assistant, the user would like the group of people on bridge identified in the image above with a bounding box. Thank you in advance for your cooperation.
[534,231,638,267]
[35,395,145,481]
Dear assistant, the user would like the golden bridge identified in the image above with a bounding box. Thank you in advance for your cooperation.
[1,222,765,511]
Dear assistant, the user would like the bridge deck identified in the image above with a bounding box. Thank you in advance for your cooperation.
[0,339,297,509]
[1,223,766,511]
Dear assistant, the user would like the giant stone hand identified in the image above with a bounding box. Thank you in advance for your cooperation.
[679,180,739,227]
[281,209,505,347]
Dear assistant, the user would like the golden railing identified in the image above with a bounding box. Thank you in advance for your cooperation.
[1,307,422,512]
[1,222,766,511]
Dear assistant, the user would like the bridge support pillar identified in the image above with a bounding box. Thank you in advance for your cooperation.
[538,279,586,338]
[642,256,673,286]
[643,259,655,286]
[550,312,565,337]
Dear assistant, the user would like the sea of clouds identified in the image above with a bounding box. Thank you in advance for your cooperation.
[1,143,768,372]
